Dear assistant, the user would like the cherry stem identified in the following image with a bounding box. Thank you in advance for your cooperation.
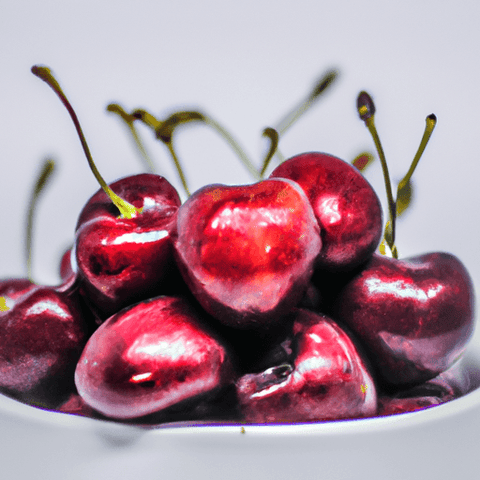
[133,108,261,196]
[357,91,397,257]
[274,69,338,136]
[31,65,141,219]
[397,114,437,194]
[132,109,191,196]
[26,158,55,282]
[106,103,157,174]
[259,128,279,177]
[201,114,260,180]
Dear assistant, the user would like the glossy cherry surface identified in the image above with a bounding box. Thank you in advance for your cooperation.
[270,152,383,271]
[173,178,322,329]
[0,280,89,408]
[236,309,377,423]
[334,252,475,387]
[74,173,182,318]
[75,296,234,419]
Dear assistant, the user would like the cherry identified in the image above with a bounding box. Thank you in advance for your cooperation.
[173,178,322,329]
[74,173,182,317]
[32,66,183,318]
[269,152,383,271]
[333,252,474,387]
[328,92,475,388]
[0,280,89,408]
[236,309,377,423]
[75,296,234,419]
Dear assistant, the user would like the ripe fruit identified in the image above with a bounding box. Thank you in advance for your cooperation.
[74,173,181,317]
[0,283,89,408]
[333,252,475,387]
[236,309,377,423]
[32,66,183,318]
[270,152,383,271]
[75,296,234,419]
[5,63,471,426]
[173,178,322,329]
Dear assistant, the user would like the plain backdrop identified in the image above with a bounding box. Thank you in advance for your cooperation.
[0,2,480,479]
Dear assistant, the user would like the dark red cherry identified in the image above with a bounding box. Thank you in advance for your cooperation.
[0,282,89,408]
[333,252,475,387]
[270,152,383,271]
[75,296,234,419]
[377,358,472,416]
[236,309,377,423]
[0,278,37,306]
[173,178,322,329]
[74,173,182,318]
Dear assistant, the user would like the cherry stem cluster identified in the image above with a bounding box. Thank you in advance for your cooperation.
[26,158,56,282]
[31,65,141,220]
[118,68,338,190]
[131,108,261,197]
[106,103,157,174]
[357,91,437,258]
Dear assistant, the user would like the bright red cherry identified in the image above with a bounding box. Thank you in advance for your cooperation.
[236,309,377,423]
[333,252,475,387]
[75,296,234,419]
[74,173,181,317]
[270,152,383,271]
[173,178,322,329]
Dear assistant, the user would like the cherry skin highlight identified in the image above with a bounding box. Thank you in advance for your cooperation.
[74,173,182,318]
[173,178,322,329]
[333,252,475,387]
[270,152,383,271]
[75,296,234,419]
[236,309,377,423]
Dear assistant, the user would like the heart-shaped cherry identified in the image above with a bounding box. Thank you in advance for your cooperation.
[269,152,383,271]
[333,252,475,387]
[75,296,234,419]
[74,173,182,317]
[236,309,377,423]
[173,178,322,329]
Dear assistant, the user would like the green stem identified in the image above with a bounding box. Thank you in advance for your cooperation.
[202,114,260,180]
[107,103,157,174]
[397,114,437,192]
[31,65,141,219]
[274,69,338,136]
[259,128,279,177]
[26,158,55,282]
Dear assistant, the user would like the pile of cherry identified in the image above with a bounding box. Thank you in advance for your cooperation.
[0,66,476,426]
